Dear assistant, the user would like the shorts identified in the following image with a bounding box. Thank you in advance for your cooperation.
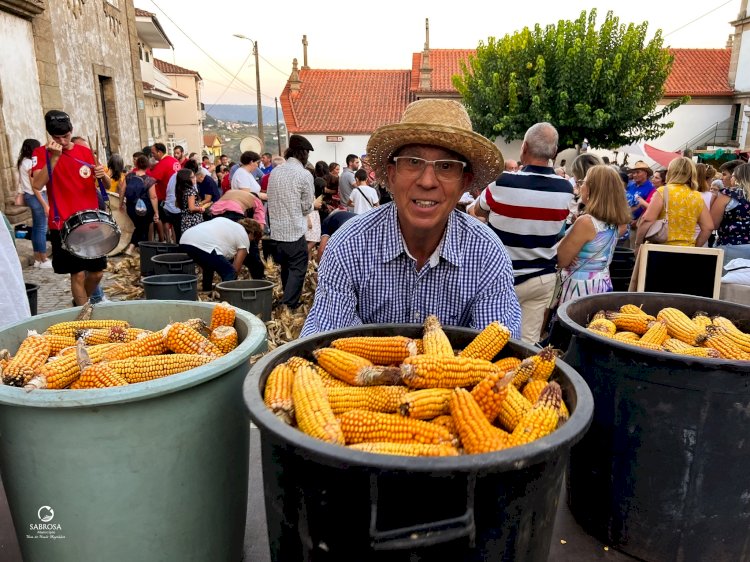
[50,229,107,275]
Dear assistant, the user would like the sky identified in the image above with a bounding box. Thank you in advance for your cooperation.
[138,0,742,108]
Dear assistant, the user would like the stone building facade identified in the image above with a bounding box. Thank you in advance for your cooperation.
[0,0,146,223]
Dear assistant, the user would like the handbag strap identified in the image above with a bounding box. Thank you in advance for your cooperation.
[662,184,669,219]
[354,186,374,208]
[45,149,63,228]
[562,220,616,277]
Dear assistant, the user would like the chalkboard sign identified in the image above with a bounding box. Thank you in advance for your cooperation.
[635,245,724,298]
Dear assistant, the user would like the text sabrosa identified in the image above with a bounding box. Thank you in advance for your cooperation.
[29,523,62,531]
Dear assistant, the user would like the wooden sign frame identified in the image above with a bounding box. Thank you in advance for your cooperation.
[636,244,724,299]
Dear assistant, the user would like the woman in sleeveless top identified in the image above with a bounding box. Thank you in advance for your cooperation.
[711,162,750,266]
[556,165,631,305]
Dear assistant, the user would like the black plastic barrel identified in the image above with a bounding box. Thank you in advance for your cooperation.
[557,292,750,562]
[244,324,594,562]
[609,248,635,291]
[138,241,179,277]
[142,274,198,301]
[24,283,38,316]
[217,280,274,322]
[151,252,196,276]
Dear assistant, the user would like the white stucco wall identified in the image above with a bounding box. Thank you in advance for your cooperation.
[641,103,733,152]
[0,12,45,161]
[736,31,750,92]
[302,134,371,166]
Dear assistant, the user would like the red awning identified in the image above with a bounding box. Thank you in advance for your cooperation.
[643,144,682,168]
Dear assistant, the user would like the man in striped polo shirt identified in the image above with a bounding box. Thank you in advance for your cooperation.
[473,123,573,343]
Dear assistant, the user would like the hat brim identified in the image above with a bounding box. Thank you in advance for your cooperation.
[366,123,503,191]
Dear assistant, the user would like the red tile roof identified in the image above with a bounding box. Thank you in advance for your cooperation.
[153,58,202,80]
[134,7,154,17]
[203,134,221,146]
[281,69,412,134]
[665,48,733,97]
[411,49,474,93]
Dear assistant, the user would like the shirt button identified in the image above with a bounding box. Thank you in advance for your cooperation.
[413,312,421,322]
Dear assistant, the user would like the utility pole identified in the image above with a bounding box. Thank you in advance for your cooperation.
[274,97,282,156]
[254,41,263,148]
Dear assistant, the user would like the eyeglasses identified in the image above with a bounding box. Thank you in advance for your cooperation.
[392,157,467,181]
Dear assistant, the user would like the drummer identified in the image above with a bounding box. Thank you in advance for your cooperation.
[301,99,521,337]
[31,110,111,306]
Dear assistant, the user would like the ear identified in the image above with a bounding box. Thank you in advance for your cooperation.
[461,173,474,192]
[386,163,397,187]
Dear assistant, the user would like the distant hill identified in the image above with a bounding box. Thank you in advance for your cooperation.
[206,104,282,125]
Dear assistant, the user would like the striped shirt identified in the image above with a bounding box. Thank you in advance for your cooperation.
[300,203,521,338]
[266,158,314,242]
[479,165,573,285]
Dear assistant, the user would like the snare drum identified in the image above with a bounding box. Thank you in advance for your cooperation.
[61,209,121,259]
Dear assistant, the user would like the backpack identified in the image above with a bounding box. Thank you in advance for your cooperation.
[125,174,150,214]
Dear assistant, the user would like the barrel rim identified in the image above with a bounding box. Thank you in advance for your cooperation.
[0,301,266,408]
[243,323,594,472]
[150,253,193,264]
[557,291,750,368]
[141,274,199,285]
[217,279,276,291]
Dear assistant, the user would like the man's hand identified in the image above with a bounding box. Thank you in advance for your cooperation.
[93,164,106,179]
[46,140,62,158]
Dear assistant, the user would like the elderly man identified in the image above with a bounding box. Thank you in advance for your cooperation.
[472,122,574,344]
[504,159,520,172]
[625,160,655,248]
[301,99,521,337]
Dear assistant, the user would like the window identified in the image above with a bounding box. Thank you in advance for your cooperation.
[138,43,143,61]
[156,116,161,137]
[149,117,155,139]
[145,49,150,63]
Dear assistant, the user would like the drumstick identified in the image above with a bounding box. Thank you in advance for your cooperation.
[87,135,97,163]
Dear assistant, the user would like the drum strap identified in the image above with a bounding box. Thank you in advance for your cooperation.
[46,149,63,229]
[61,152,111,209]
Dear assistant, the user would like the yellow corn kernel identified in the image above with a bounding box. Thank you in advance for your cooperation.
[210,326,239,354]
[662,338,693,352]
[292,364,345,444]
[620,339,665,352]
[640,320,669,346]
[45,320,129,338]
[75,326,128,345]
[493,356,522,372]
[522,380,570,422]
[430,415,457,435]
[422,315,454,356]
[327,386,407,415]
[38,355,80,389]
[399,388,453,419]
[506,382,563,448]
[591,310,607,321]
[711,315,744,335]
[264,363,295,424]
[510,356,537,389]
[107,354,214,383]
[124,328,151,342]
[691,312,713,331]
[74,364,129,389]
[2,334,51,387]
[529,346,557,383]
[348,442,459,457]
[414,339,424,355]
[450,388,509,454]
[587,318,617,336]
[338,409,453,445]
[619,304,649,316]
[103,331,166,361]
[164,323,223,358]
[458,321,511,361]
[41,334,77,356]
[605,312,652,335]
[707,322,750,353]
[496,384,533,431]
[209,302,236,331]
[697,326,750,361]
[182,318,209,336]
[471,371,515,421]
[613,331,640,342]
[330,336,417,365]
[400,354,498,389]
[657,308,701,345]
[670,347,721,359]
[312,348,401,386]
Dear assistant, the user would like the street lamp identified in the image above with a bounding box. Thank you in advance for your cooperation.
[233,33,263,149]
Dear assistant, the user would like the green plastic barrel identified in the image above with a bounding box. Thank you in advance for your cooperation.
[0,301,266,562]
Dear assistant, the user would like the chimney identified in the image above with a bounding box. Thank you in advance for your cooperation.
[419,18,432,91]
[302,35,309,69]
[726,34,734,49]
[290,58,301,93]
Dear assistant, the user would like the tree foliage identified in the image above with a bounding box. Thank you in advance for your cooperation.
[453,10,688,150]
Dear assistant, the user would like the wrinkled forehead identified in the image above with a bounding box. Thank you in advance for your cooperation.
[391,143,466,161]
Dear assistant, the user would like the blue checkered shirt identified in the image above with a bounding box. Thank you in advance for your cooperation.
[300,203,521,338]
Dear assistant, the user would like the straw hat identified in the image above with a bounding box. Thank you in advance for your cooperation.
[631,161,653,176]
[366,99,503,190]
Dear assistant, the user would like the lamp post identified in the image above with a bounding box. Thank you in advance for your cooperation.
[233,33,263,149]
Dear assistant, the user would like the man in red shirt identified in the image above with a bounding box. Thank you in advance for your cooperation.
[31,110,111,305]
[173,145,188,168]
[147,142,181,241]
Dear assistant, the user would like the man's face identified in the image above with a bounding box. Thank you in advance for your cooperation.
[349,158,360,171]
[261,155,271,167]
[174,148,183,160]
[151,146,162,161]
[387,144,471,238]
[220,156,229,166]
[632,170,648,185]
[51,131,73,149]
[505,160,519,172]
[722,170,733,187]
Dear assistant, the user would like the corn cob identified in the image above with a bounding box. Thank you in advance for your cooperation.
[422,315,454,356]
[349,442,459,457]
[414,339,424,354]
[587,318,617,336]
[338,409,453,445]
[605,312,651,335]
[400,354,498,389]
[430,415,456,434]
[330,336,418,365]
[39,343,119,389]
[591,310,607,321]
[522,380,570,422]
[210,326,239,354]
[41,334,77,355]
[264,363,295,424]
[124,328,151,342]
[312,348,401,386]
[496,384,533,431]
[2,333,51,387]
[506,382,563,448]
[292,364,345,444]
[75,326,128,345]
[288,356,349,387]
[692,312,713,331]
[286,356,313,370]
[640,320,669,346]
[107,354,214,383]
[510,356,537,389]
[619,304,648,316]
[74,363,129,389]
[45,319,129,338]
[706,323,750,353]
[209,302,236,331]
[76,302,94,321]
[399,388,453,419]
[697,326,750,360]
[471,371,515,421]
[327,386,407,415]
[662,338,693,353]
[0,349,10,372]
[619,339,665,352]
[183,318,209,336]
[103,331,166,361]
[450,388,509,454]
[711,315,744,334]
[613,331,640,342]
[164,322,223,358]
[458,321,511,361]
[529,346,557,383]
[670,347,721,359]
[493,356,522,372]
[657,308,701,345]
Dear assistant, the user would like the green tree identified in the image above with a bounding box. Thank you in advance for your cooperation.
[453,9,688,150]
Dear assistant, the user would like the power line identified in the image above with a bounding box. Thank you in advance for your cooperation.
[204,49,254,114]
[664,0,734,37]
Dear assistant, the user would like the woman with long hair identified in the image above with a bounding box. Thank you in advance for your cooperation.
[556,165,631,304]
[651,169,667,190]
[118,154,158,256]
[16,138,50,267]
[635,157,713,249]
[710,162,750,266]
[567,153,603,227]
[175,168,203,238]
[107,153,124,193]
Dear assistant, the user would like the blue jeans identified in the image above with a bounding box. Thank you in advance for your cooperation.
[23,192,48,254]
[180,244,236,291]
[89,282,105,304]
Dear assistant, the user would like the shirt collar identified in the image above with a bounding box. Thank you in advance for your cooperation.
[380,205,461,268]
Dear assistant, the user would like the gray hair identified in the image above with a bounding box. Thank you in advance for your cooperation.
[523,122,558,161]
[571,153,603,182]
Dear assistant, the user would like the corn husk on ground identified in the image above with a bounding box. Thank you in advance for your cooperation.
[263,316,570,457]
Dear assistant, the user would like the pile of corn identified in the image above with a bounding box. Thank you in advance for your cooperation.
[586,305,750,361]
[263,316,570,457]
[0,302,240,390]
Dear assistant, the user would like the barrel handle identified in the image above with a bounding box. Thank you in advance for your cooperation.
[368,472,476,550]
[178,282,193,292]
[241,290,258,301]
[169,263,182,272]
